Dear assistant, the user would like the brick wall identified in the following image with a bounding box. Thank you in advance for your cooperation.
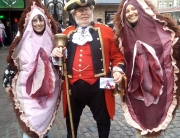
[94,5,119,24]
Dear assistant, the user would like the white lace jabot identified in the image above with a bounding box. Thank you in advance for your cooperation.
[72,26,93,46]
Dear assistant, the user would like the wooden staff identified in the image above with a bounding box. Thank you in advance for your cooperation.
[63,55,75,138]
[54,34,75,138]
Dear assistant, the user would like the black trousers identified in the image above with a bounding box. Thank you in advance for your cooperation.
[66,79,110,138]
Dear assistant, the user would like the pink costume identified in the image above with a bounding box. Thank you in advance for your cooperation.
[11,3,60,138]
[117,0,179,136]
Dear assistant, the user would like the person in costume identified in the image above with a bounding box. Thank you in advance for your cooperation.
[2,0,61,138]
[113,0,180,137]
[51,0,124,137]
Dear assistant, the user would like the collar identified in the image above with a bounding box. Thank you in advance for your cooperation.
[75,21,94,28]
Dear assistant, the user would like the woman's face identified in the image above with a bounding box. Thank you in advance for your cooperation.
[32,15,45,34]
[125,4,139,25]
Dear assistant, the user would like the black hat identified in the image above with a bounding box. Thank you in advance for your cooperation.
[64,0,96,11]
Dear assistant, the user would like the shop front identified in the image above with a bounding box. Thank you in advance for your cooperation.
[0,0,25,45]
[94,0,122,24]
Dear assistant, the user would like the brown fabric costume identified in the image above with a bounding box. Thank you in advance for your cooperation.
[5,0,59,137]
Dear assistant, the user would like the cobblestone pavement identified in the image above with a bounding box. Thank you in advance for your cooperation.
[0,48,180,138]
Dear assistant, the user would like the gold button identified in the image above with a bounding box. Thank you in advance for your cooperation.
[99,48,102,50]
[101,59,103,61]
[79,64,81,67]
[80,49,83,52]
[79,59,82,62]
[79,74,82,76]
[101,69,104,71]
[80,54,82,57]
[97,38,99,40]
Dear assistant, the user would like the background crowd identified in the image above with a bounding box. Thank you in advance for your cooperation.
[0,18,18,48]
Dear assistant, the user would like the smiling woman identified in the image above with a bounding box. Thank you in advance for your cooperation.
[32,14,45,35]
[114,0,180,137]
[2,0,61,138]
[125,4,139,28]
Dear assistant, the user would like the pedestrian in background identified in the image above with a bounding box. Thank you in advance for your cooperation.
[5,20,12,45]
[57,21,63,33]
[0,20,5,28]
[107,16,114,29]
[12,18,18,39]
[113,0,180,137]
[0,33,3,47]
[66,17,73,27]
[51,0,124,137]
[0,20,6,48]
[2,0,61,137]
[97,18,103,23]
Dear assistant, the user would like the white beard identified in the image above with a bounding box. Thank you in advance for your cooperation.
[74,14,94,27]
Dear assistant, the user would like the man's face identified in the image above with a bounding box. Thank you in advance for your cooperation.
[73,6,93,27]
[6,21,10,26]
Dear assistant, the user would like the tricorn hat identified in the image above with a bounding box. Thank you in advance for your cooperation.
[64,0,96,11]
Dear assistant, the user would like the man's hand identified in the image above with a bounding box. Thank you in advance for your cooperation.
[52,47,66,58]
[113,71,123,84]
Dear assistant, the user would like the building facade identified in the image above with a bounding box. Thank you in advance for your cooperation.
[150,0,158,7]
[92,0,121,24]
[0,0,26,45]
[157,0,174,8]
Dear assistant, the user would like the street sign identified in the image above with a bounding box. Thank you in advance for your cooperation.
[0,0,24,8]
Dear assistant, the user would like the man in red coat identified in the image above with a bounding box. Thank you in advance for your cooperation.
[52,0,124,137]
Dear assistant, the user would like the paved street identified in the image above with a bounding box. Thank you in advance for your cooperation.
[0,48,180,138]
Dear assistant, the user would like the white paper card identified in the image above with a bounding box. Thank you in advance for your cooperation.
[100,78,115,89]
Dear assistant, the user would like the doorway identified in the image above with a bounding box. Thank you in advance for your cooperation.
[0,10,23,45]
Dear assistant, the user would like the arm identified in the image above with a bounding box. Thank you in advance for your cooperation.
[108,29,125,84]
[2,65,17,93]
[51,47,67,64]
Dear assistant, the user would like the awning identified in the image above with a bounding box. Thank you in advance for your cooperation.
[158,6,180,13]
[96,0,122,5]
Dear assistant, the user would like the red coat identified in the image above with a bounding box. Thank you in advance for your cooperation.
[62,23,124,120]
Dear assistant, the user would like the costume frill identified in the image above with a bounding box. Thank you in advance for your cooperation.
[10,3,61,138]
[119,0,179,136]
